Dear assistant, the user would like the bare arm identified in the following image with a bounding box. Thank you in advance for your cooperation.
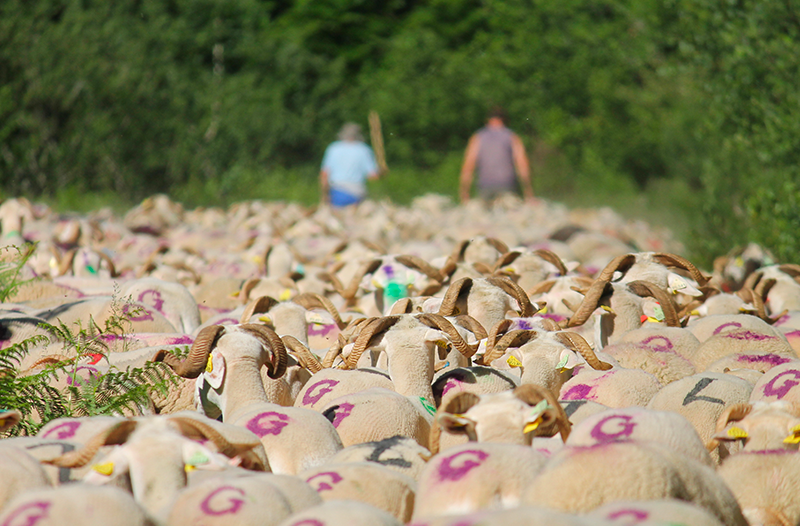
[460,135,480,203]
[319,169,330,204]
[511,134,535,203]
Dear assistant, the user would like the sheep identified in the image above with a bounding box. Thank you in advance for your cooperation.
[118,277,201,334]
[601,342,696,385]
[688,324,795,372]
[156,324,344,474]
[411,442,547,518]
[327,435,431,480]
[166,473,322,526]
[300,461,417,522]
[431,365,520,407]
[0,485,156,526]
[743,264,800,313]
[566,407,713,466]
[479,322,613,395]
[0,446,52,509]
[750,361,800,403]
[435,276,536,332]
[521,441,748,525]
[718,450,800,526]
[43,413,268,516]
[646,372,753,463]
[559,367,662,408]
[277,501,403,526]
[706,401,800,453]
[430,384,570,454]
[589,499,726,526]
[688,313,782,343]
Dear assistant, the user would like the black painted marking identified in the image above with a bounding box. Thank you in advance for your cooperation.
[560,400,588,418]
[682,377,724,406]
[322,405,339,424]
[365,435,412,468]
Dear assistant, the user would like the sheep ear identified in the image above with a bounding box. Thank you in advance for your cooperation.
[713,424,749,442]
[667,272,703,297]
[204,352,226,389]
[0,409,22,433]
[84,450,130,484]
[181,441,226,472]
[437,413,476,435]
[423,329,450,360]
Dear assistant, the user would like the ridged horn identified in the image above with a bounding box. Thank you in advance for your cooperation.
[167,416,267,471]
[438,277,473,316]
[389,297,414,314]
[486,276,535,317]
[394,254,446,282]
[651,252,710,286]
[239,278,261,304]
[532,249,569,276]
[46,419,138,468]
[626,280,680,327]
[527,279,557,296]
[341,258,383,301]
[292,292,346,329]
[553,331,613,370]
[240,296,280,324]
[752,278,788,324]
[281,335,323,373]
[239,324,287,379]
[482,327,538,365]
[566,279,613,327]
[454,314,488,341]
[154,325,224,378]
[513,384,571,442]
[344,316,401,369]
[538,318,561,332]
[485,237,509,255]
[492,251,522,273]
[417,313,476,358]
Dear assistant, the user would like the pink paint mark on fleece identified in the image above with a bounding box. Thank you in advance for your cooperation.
[590,414,637,442]
[762,369,800,400]
[437,450,490,482]
[246,412,291,437]
[306,472,343,492]
[199,486,246,516]
[41,421,81,440]
[302,379,339,406]
[0,501,51,526]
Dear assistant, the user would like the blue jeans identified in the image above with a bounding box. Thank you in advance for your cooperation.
[330,188,362,207]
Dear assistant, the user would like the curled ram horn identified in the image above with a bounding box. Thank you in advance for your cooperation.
[239,323,288,379]
[486,276,535,317]
[46,419,139,468]
[291,292,347,330]
[438,277,473,317]
[154,325,225,379]
[513,384,571,442]
[626,280,681,327]
[532,249,569,276]
[416,312,476,359]
[341,258,383,302]
[651,252,710,287]
[553,331,613,371]
[281,335,323,374]
[453,314,488,341]
[240,295,280,324]
[394,254,447,283]
[344,316,402,369]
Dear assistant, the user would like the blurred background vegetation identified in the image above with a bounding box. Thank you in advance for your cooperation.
[1,0,798,265]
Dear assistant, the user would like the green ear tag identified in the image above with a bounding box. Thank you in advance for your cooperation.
[419,397,437,416]
[652,304,665,322]
[384,281,408,306]
[556,354,569,369]
[187,451,210,466]
[530,399,550,415]
[86,264,97,275]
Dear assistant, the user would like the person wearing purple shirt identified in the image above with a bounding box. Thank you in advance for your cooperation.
[459,107,535,204]
[320,123,379,207]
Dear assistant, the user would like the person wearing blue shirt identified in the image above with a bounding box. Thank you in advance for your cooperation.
[320,123,380,207]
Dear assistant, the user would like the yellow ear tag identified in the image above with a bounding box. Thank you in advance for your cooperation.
[727,427,748,439]
[184,464,197,472]
[258,315,272,324]
[206,355,214,373]
[791,424,800,433]
[230,291,240,298]
[507,356,523,368]
[690,310,700,316]
[279,289,292,301]
[538,305,548,314]
[523,418,541,434]
[92,462,115,476]
[505,267,515,273]
[783,434,800,444]
[646,316,660,323]
[600,305,614,314]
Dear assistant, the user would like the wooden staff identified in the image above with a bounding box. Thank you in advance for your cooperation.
[369,110,389,175]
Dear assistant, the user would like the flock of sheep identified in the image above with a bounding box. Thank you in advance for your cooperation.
[0,193,798,526]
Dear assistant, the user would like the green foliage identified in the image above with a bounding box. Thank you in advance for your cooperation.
[0,244,35,302]
[0,293,180,437]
